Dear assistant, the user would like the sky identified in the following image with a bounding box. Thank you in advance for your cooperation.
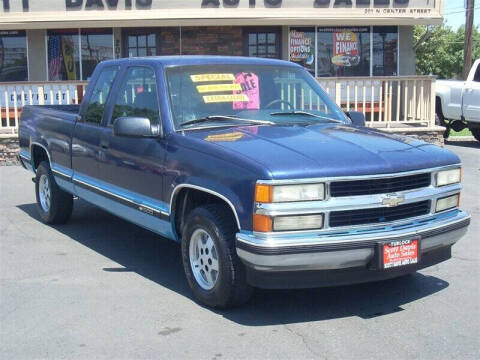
[443,0,479,29]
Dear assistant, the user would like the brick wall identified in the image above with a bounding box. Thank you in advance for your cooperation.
[180,27,243,56]
[0,138,20,166]
[158,28,181,55]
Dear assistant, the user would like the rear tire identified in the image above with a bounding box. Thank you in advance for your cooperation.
[181,204,253,308]
[35,161,73,224]
[435,112,450,139]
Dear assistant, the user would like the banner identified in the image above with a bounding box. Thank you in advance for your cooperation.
[0,84,80,107]
[332,30,360,67]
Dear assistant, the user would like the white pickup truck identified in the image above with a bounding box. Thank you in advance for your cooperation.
[436,59,480,141]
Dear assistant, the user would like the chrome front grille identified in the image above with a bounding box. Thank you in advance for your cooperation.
[330,172,432,197]
[329,200,431,227]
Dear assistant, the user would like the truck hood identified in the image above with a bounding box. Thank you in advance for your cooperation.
[184,124,460,179]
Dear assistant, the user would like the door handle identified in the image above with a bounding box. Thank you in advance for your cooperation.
[100,140,109,150]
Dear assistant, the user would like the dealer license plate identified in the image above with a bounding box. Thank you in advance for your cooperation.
[382,239,419,269]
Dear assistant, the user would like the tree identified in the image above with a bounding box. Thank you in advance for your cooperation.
[414,25,480,79]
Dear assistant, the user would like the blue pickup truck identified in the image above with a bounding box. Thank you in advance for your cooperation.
[18,56,470,308]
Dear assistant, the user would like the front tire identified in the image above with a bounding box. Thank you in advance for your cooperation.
[35,161,73,224]
[471,128,480,142]
[181,204,252,308]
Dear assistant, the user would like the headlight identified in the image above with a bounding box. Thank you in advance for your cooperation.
[436,194,460,212]
[436,168,461,187]
[255,183,325,203]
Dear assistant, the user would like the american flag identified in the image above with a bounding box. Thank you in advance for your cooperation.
[48,35,62,80]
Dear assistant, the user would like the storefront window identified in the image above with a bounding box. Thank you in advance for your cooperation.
[81,29,114,80]
[48,28,113,81]
[126,32,157,57]
[0,30,28,82]
[373,26,398,76]
[245,28,281,59]
[289,28,315,76]
[48,29,80,81]
[317,27,370,77]
[289,26,398,78]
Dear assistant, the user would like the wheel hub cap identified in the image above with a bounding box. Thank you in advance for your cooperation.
[189,229,219,290]
[39,174,51,212]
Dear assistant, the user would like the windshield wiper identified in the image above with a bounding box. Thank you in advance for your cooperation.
[269,110,344,124]
[179,115,274,128]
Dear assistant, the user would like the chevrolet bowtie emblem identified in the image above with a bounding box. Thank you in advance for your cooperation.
[381,194,405,207]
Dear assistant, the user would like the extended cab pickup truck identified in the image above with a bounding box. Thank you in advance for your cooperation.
[19,56,470,308]
[436,59,480,141]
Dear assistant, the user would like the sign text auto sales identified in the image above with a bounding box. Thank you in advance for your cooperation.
[2,0,411,10]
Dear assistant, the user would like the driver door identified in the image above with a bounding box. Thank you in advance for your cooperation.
[463,64,480,122]
[98,66,171,236]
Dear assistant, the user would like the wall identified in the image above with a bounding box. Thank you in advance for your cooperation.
[180,27,243,56]
[0,138,20,165]
[159,28,181,55]
[27,29,47,81]
[398,26,416,76]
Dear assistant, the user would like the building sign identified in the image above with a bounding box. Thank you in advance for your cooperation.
[332,30,359,67]
[0,0,442,28]
[1,0,437,11]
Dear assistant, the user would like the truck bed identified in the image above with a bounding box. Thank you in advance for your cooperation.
[32,104,81,114]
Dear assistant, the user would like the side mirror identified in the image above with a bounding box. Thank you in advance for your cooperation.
[113,117,160,138]
[345,111,366,127]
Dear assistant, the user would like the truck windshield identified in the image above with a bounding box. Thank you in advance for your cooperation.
[165,64,347,130]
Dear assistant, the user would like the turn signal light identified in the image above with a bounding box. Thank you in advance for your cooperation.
[253,214,273,232]
[255,184,273,203]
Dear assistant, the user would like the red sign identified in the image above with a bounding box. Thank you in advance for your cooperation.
[332,30,360,67]
[383,239,419,269]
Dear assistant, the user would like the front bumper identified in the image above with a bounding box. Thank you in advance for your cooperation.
[236,210,470,288]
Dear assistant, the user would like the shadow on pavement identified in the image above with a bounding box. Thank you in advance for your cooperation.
[445,140,480,149]
[18,200,449,325]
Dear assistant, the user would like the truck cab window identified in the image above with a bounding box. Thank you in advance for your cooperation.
[84,67,118,125]
[111,67,160,125]
[474,66,480,83]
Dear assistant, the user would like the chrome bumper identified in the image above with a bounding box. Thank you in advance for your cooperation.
[236,211,470,272]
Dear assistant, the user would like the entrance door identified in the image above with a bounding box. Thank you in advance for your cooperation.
[122,29,160,57]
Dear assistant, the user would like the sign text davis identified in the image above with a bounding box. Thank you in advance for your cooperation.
[2,0,423,11]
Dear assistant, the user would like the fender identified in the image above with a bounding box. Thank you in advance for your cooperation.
[170,179,244,231]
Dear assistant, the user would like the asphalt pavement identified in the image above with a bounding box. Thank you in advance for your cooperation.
[1,141,479,360]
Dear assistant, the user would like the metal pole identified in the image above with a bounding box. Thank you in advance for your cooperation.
[463,0,475,80]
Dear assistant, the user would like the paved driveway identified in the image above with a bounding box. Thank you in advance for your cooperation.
[1,141,479,360]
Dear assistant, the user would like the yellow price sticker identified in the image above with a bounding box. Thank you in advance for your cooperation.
[203,94,249,104]
[196,83,242,93]
[190,74,235,82]
[205,132,244,142]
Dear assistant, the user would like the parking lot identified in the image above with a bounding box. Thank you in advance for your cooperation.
[1,141,479,360]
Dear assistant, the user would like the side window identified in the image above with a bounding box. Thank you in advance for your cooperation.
[111,67,160,125]
[474,66,480,83]
[85,67,118,124]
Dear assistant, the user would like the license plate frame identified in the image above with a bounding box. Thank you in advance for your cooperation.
[380,238,420,270]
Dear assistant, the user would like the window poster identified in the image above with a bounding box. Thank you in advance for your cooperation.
[289,28,315,75]
[332,30,360,67]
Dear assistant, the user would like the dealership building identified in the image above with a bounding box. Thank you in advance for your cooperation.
[0,0,444,82]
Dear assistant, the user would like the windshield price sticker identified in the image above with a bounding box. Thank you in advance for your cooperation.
[383,239,419,269]
[196,83,242,93]
[203,94,249,103]
[190,74,235,82]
